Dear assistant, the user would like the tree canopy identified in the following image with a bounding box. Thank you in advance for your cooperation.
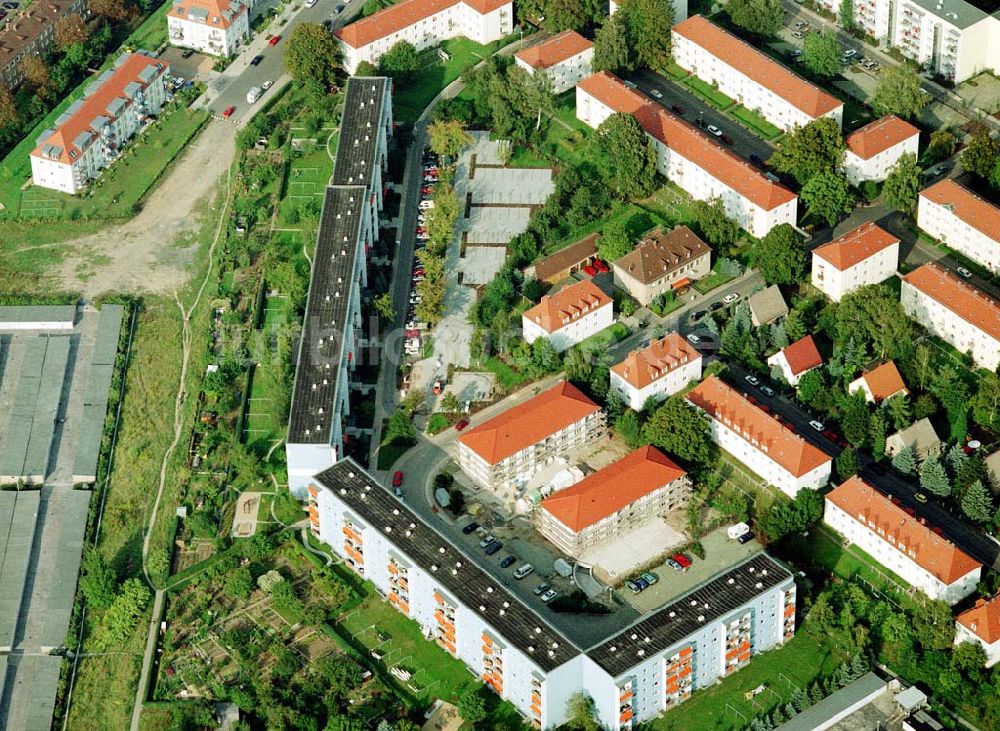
[595,112,658,199]
[641,396,712,465]
[377,40,420,79]
[769,118,845,185]
[691,197,740,247]
[428,118,472,159]
[835,283,914,361]
[882,152,922,212]
[753,223,806,285]
[727,0,785,37]
[872,65,929,120]
[593,12,633,73]
[961,131,1000,180]
[802,31,842,78]
[801,171,855,226]
[619,0,675,71]
[285,23,341,93]
[598,218,634,261]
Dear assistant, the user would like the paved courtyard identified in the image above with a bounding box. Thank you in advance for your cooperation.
[580,517,687,582]
[459,246,507,285]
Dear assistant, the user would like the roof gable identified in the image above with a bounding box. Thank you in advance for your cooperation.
[958,594,1000,644]
[812,221,899,271]
[612,225,711,284]
[515,29,592,70]
[522,279,612,333]
[610,332,702,390]
[779,335,822,376]
[846,115,919,160]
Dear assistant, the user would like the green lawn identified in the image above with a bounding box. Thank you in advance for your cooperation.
[682,76,736,110]
[664,61,690,81]
[393,35,517,123]
[376,437,415,470]
[125,0,173,52]
[693,266,738,294]
[243,294,293,452]
[646,626,846,731]
[277,144,334,226]
[427,412,452,435]
[729,106,783,140]
[576,322,629,352]
[484,356,531,391]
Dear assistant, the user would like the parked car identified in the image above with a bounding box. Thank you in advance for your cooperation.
[334,2,345,11]
[268,34,282,45]
[500,555,517,568]
[957,267,973,279]
[433,379,443,395]
[737,532,754,544]
[392,471,403,487]
[721,134,734,146]
[462,521,479,534]
[222,106,236,118]
[541,589,559,603]
[261,80,274,90]
[514,563,535,579]
[744,374,760,387]
[749,153,763,167]
[479,535,496,548]
[305,0,316,6]
[671,104,685,114]
[722,292,740,304]
[649,88,663,99]
[686,333,702,344]
[915,492,928,503]
[760,385,775,397]
[809,420,825,431]
[710,301,723,312]
[842,48,857,58]
[322,18,333,28]
[672,553,691,569]
[454,419,470,431]
[484,541,503,555]
[583,264,598,276]
[593,259,610,273]
[626,579,644,593]
[533,583,552,596]
[181,49,195,58]
[706,124,723,137]
[666,559,683,571]
[640,571,659,585]
[690,310,707,321]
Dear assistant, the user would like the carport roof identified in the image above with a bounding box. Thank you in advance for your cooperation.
[532,234,597,282]
[588,552,793,675]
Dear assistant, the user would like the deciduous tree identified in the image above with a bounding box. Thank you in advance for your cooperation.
[565,692,602,731]
[924,129,955,163]
[543,0,590,32]
[615,409,642,448]
[224,566,255,599]
[285,23,341,93]
[377,40,420,80]
[872,65,928,120]
[21,55,53,96]
[769,117,845,185]
[598,218,633,261]
[641,395,712,465]
[88,0,129,20]
[373,293,394,321]
[961,130,1000,180]
[80,547,117,609]
[802,31,842,78]
[94,578,151,650]
[882,152,922,212]
[355,60,379,76]
[619,0,675,71]
[0,84,17,130]
[753,223,806,285]
[457,688,486,724]
[727,0,785,37]
[972,372,1000,433]
[801,171,855,226]
[428,118,472,159]
[593,12,632,73]
[595,112,657,199]
[55,13,88,48]
[690,197,739,247]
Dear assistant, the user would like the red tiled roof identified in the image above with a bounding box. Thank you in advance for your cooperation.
[685,376,830,477]
[920,178,1000,244]
[902,263,1000,342]
[458,381,601,465]
[673,15,842,119]
[957,594,1000,644]
[827,476,981,585]
[522,279,612,334]
[854,361,907,403]
[577,72,796,211]
[31,54,166,165]
[515,29,592,70]
[610,332,702,390]
[540,446,686,532]
[812,221,899,271]
[779,335,822,376]
[335,0,509,48]
[168,0,248,29]
[846,114,919,160]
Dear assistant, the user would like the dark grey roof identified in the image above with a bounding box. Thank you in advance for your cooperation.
[775,672,886,731]
[0,306,75,327]
[314,459,583,671]
[588,552,793,676]
[331,77,389,190]
[286,185,367,444]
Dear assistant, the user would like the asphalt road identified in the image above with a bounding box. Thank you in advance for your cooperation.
[626,67,776,165]
[720,361,1000,571]
[200,0,365,123]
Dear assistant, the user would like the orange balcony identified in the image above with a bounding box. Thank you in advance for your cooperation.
[388,563,398,574]
[680,647,692,657]
[434,593,445,605]
[307,485,318,497]
[784,604,795,617]
[619,690,632,702]
[620,709,633,723]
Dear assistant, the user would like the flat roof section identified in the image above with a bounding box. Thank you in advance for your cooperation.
[91,304,124,365]
[287,185,367,445]
[0,491,41,652]
[0,654,63,731]
[775,672,887,731]
[0,306,76,329]
[588,552,793,676]
[23,336,71,481]
[331,77,389,190]
[314,458,583,671]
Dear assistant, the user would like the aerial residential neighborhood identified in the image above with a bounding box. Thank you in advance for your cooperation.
[4,0,1000,728]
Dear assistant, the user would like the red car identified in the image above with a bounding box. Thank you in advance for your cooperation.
[583,264,598,277]
[455,419,470,431]
[416,227,426,234]
[721,134,734,146]
[593,259,609,273]
[268,34,282,45]
[392,471,403,487]
[422,186,436,194]
[672,553,692,568]
[222,105,236,119]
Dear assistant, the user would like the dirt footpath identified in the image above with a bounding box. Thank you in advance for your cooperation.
[56,119,237,298]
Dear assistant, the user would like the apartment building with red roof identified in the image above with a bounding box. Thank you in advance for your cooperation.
[825,477,981,604]
[0,0,88,89]
[901,263,1000,371]
[918,179,1000,274]
[514,30,593,94]
[168,0,250,56]
[521,280,613,353]
[671,15,843,132]
[843,115,920,185]
[536,446,691,558]
[30,52,168,195]
[609,332,703,410]
[811,221,900,302]
[849,361,908,404]
[575,71,797,238]
[767,335,823,386]
[456,381,606,494]
[956,594,1000,666]
[685,375,832,497]
[334,0,512,73]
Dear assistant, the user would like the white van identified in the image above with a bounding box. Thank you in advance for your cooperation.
[513,563,534,580]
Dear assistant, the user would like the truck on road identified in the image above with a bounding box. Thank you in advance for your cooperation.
[247,85,263,104]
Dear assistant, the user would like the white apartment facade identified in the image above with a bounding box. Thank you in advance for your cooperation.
[334,0,512,74]
[825,477,982,604]
[310,457,797,730]
[285,78,393,498]
[514,30,593,94]
[167,0,250,57]
[521,280,613,353]
[811,221,900,302]
[672,15,844,132]
[456,381,606,494]
[686,376,833,498]
[30,52,168,195]
[609,332,703,411]
[576,71,798,238]
[955,595,1000,667]
[817,0,1000,82]
[918,179,1000,274]
[611,225,712,307]
[843,115,920,185]
[901,263,1000,371]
